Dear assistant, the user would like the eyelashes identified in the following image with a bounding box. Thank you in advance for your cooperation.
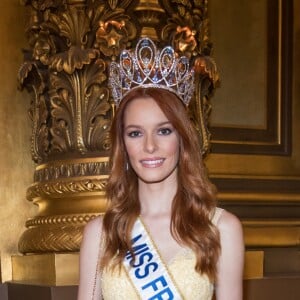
[157,127,173,135]
[127,130,142,138]
[126,127,174,138]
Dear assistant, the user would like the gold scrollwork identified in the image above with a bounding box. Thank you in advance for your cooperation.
[27,178,108,200]
[96,20,137,58]
[34,160,110,181]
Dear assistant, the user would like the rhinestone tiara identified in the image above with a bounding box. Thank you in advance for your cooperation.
[109,37,194,106]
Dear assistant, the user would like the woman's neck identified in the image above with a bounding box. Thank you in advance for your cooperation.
[138,179,177,217]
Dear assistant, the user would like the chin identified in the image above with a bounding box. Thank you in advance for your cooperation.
[138,172,175,184]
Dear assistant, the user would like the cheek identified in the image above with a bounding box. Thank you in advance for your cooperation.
[124,140,140,158]
[165,138,180,158]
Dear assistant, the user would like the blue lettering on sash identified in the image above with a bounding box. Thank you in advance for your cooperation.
[142,276,174,299]
[148,288,174,300]
[132,252,153,267]
[126,234,149,261]
[131,234,143,244]
[125,234,159,278]
[125,232,175,299]
[135,261,158,279]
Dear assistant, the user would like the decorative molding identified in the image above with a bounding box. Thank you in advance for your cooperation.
[211,176,300,195]
[212,176,300,220]
[34,159,110,182]
[19,213,101,253]
[25,213,99,227]
[18,224,85,253]
[243,221,300,247]
[210,0,293,155]
[27,177,108,200]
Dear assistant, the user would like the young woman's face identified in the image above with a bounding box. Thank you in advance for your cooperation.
[123,96,180,184]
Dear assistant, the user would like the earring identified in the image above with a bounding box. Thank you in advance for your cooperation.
[126,162,129,171]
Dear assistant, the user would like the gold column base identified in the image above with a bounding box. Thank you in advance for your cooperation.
[11,253,79,286]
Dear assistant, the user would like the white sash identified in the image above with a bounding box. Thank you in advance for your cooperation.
[123,218,182,300]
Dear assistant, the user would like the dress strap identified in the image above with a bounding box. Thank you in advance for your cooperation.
[92,216,104,300]
[211,207,224,226]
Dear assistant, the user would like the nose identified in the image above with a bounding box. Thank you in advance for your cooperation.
[144,134,157,153]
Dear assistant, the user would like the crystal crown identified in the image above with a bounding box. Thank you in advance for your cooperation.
[109,37,194,106]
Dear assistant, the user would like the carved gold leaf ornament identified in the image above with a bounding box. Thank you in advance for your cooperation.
[49,57,110,154]
[49,46,99,73]
[194,55,220,87]
[31,95,50,161]
[96,19,137,57]
[20,0,64,10]
[32,30,56,65]
[96,20,126,55]
[108,0,136,10]
[18,60,51,162]
[18,61,44,93]
[161,0,211,56]
[49,7,91,47]
[108,0,118,10]
[173,26,197,57]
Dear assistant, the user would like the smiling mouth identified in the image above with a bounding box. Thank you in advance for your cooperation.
[140,158,165,167]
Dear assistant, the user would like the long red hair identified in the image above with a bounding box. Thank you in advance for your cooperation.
[101,88,220,281]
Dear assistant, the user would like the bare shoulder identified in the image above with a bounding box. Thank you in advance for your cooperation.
[215,209,244,299]
[78,215,104,300]
[83,215,103,238]
[80,215,104,257]
[216,208,244,254]
[216,209,243,236]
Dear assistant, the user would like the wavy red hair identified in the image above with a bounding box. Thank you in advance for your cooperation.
[101,88,220,281]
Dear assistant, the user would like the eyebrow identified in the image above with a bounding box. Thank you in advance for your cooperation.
[124,121,172,130]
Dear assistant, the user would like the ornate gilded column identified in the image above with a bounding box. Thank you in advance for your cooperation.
[15,0,218,284]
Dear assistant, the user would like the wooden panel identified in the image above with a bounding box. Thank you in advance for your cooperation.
[244,277,300,300]
[209,0,293,155]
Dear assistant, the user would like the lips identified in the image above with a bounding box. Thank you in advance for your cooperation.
[140,158,165,168]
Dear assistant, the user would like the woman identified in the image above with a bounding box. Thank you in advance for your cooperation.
[78,38,244,300]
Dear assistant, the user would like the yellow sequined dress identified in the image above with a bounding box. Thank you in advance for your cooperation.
[100,208,223,299]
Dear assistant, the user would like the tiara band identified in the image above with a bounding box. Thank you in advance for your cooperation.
[109,37,194,106]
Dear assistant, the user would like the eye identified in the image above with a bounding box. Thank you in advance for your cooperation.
[158,127,173,135]
[127,130,142,138]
